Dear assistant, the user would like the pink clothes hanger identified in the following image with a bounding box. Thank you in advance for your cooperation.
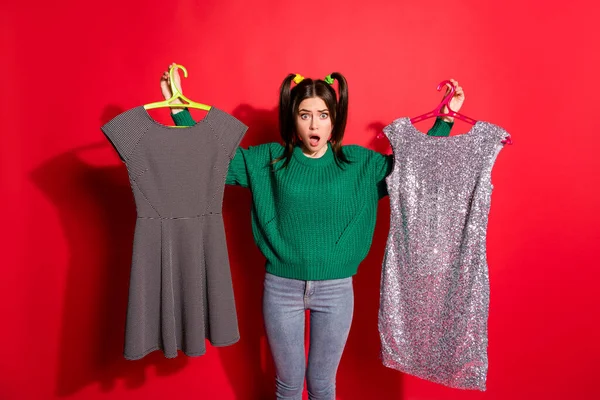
[409,80,512,145]
[411,79,477,125]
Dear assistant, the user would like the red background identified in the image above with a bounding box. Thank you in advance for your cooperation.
[3,0,599,399]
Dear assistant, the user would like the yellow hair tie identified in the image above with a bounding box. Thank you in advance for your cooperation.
[293,74,305,84]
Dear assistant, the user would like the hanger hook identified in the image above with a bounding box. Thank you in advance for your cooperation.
[169,64,188,97]
[436,79,456,114]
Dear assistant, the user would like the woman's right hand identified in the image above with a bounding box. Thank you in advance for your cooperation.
[160,63,184,111]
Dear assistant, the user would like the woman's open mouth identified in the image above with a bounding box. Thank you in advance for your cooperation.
[309,135,320,147]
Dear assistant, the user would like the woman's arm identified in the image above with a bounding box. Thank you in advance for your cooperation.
[427,117,453,137]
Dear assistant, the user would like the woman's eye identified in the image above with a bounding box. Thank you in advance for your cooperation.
[320,113,329,119]
[300,114,310,120]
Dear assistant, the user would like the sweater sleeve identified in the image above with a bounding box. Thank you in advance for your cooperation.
[427,117,454,137]
[171,109,249,187]
[374,118,453,198]
[225,147,251,187]
[171,109,196,126]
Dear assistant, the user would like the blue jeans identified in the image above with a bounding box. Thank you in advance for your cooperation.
[263,272,354,400]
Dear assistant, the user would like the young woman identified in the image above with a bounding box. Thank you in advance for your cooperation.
[161,65,464,400]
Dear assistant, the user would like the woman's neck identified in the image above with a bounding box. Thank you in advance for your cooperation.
[300,144,329,158]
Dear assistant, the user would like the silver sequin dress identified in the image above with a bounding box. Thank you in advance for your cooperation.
[379,118,509,390]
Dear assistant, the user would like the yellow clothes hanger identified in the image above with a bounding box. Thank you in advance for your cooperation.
[144,64,211,111]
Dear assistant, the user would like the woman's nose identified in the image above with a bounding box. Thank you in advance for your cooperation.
[310,115,318,130]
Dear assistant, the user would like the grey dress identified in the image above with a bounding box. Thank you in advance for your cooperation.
[379,118,509,390]
[101,106,247,360]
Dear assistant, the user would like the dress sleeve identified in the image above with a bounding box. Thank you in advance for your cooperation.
[374,118,451,184]
[206,109,248,160]
[375,118,453,198]
[172,109,248,159]
[101,109,151,162]
[171,108,251,188]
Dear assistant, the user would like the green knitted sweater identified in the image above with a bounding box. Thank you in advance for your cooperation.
[173,110,451,280]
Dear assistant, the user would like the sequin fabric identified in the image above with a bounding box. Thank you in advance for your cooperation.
[379,118,509,391]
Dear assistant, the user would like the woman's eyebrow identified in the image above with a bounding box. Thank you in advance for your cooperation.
[298,108,329,113]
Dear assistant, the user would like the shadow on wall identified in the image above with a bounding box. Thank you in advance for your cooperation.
[31,104,403,399]
[31,105,188,397]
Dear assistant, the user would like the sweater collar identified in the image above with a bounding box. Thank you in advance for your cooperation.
[292,143,334,167]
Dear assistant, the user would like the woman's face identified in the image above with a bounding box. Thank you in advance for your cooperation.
[295,97,332,157]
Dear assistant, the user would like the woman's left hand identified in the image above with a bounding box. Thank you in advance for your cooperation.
[441,79,464,123]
